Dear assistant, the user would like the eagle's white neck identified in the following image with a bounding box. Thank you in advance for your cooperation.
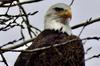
[44,17,72,35]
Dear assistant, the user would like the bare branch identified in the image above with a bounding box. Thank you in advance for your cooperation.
[1,38,34,50]
[0,52,8,66]
[85,47,92,54]
[78,18,92,36]
[0,37,23,48]
[17,0,37,38]
[0,11,38,18]
[85,54,100,61]
[1,36,100,53]
[0,0,16,6]
[0,0,43,7]
[72,17,100,29]
[0,17,100,52]
[69,0,74,6]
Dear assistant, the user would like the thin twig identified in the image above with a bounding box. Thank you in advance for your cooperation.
[17,0,34,38]
[69,0,74,6]
[1,38,34,50]
[0,0,43,7]
[85,47,92,54]
[0,11,38,17]
[85,54,100,61]
[71,17,100,29]
[0,37,23,48]
[0,52,8,66]
[5,2,13,14]
[78,18,92,36]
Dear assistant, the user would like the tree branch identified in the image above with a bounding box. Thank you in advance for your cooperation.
[1,36,100,53]
[0,0,43,7]
[0,52,8,66]
[69,0,74,6]
[1,38,34,50]
[0,11,38,18]
[0,17,100,51]
[85,54,100,61]
[71,17,100,29]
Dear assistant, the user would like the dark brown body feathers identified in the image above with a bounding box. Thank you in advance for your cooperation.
[14,30,85,66]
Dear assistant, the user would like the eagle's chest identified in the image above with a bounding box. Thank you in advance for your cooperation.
[34,32,68,48]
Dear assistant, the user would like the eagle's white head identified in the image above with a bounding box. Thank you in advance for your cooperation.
[44,3,72,35]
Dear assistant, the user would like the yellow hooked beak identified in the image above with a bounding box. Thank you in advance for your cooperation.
[57,9,72,19]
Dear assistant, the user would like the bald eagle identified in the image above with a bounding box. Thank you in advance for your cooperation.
[14,3,85,66]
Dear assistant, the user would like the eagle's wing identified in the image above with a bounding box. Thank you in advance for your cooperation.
[14,31,85,66]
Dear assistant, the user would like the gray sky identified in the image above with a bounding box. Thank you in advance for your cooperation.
[0,0,100,66]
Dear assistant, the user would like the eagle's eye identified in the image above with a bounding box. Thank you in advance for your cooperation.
[54,7,64,12]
